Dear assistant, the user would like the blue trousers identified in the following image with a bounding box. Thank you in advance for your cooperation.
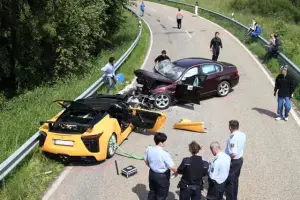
[277,96,291,118]
[106,76,116,94]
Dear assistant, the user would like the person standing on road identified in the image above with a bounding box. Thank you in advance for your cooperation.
[101,57,117,94]
[140,1,145,17]
[210,32,223,61]
[177,141,209,200]
[206,141,231,200]
[155,50,171,63]
[194,2,199,16]
[176,8,184,29]
[224,120,246,200]
[274,65,296,121]
[144,132,177,200]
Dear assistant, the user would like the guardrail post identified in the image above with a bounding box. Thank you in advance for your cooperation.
[0,178,4,188]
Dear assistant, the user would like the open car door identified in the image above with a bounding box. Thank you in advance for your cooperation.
[131,108,167,132]
[175,74,207,104]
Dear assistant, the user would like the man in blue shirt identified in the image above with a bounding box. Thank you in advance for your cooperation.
[144,132,177,200]
[140,1,145,17]
[225,120,246,200]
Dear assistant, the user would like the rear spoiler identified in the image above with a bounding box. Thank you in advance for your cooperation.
[39,121,93,128]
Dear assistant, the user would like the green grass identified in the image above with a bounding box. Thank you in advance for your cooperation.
[0,10,150,200]
[149,0,300,108]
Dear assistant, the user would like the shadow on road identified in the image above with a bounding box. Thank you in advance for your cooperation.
[132,183,178,200]
[252,107,276,118]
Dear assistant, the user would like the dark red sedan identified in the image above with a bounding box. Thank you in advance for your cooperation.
[134,58,239,109]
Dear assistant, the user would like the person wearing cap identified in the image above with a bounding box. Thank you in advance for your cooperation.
[144,132,177,200]
[177,141,209,200]
[224,120,246,200]
[274,65,296,121]
[154,50,170,63]
[206,141,231,200]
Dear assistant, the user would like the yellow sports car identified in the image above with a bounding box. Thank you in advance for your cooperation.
[39,94,166,162]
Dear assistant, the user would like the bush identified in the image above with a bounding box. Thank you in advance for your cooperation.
[0,0,128,97]
[230,0,300,24]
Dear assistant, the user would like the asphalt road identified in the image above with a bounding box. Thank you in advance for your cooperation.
[43,2,300,200]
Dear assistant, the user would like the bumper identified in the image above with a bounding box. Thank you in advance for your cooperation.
[231,76,239,88]
[40,134,107,161]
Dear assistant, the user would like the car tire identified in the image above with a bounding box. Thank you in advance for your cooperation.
[217,81,231,97]
[153,93,171,110]
[107,134,117,159]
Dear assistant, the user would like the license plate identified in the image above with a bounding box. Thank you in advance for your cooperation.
[54,140,74,146]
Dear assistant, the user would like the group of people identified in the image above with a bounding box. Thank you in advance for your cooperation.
[144,120,246,200]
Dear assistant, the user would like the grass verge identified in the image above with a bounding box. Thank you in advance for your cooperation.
[149,0,300,108]
[0,10,150,200]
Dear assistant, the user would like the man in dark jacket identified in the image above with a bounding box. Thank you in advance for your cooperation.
[210,32,223,61]
[177,141,209,200]
[274,65,296,121]
[155,50,170,63]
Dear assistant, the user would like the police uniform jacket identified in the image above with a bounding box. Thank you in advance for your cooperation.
[177,155,209,187]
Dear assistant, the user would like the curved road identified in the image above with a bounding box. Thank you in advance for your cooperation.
[43,2,300,200]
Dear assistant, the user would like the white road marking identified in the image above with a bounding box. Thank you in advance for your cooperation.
[119,12,154,94]
[42,167,73,200]
[197,15,300,128]
[168,16,175,21]
[150,8,156,12]
[185,30,192,38]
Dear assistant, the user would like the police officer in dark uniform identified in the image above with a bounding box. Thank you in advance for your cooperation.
[177,141,209,200]
[207,141,231,200]
[210,32,223,61]
[144,132,177,200]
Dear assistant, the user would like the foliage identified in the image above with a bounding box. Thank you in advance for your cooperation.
[230,0,300,24]
[0,11,151,200]
[0,0,128,97]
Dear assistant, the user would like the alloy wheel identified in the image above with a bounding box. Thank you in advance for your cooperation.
[155,94,170,109]
[219,82,230,96]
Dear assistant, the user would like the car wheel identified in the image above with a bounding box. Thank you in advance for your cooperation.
[154,93,171,110]
[107,134,117,158]
[217,81,230,97]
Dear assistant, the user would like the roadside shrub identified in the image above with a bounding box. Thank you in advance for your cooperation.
[230,0,300,24]
[0,0,128,98]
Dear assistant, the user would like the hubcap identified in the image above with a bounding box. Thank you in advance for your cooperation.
[108,135,117,155]
[155,95,169,108]
[219,83,229,95]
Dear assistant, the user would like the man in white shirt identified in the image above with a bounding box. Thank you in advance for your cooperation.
[207,141,231,200]
[225,120,246,200]
[194,2,199,16]
[101,57,117,94]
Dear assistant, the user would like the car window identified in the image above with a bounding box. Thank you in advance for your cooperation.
[202,64,217,74]
[215,64,222,72]
[182,67,198,79]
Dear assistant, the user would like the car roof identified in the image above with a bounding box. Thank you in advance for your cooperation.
[173,57,230,68]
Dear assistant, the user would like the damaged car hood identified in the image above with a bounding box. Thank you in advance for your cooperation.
[134,69,174,87]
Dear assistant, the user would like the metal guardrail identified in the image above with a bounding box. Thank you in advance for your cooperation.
[167,0,300,83]
[0,7,142,184]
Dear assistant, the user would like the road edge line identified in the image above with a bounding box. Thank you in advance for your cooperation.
[119,13,154,94]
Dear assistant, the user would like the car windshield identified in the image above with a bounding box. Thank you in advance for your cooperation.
[154,60,185,80]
